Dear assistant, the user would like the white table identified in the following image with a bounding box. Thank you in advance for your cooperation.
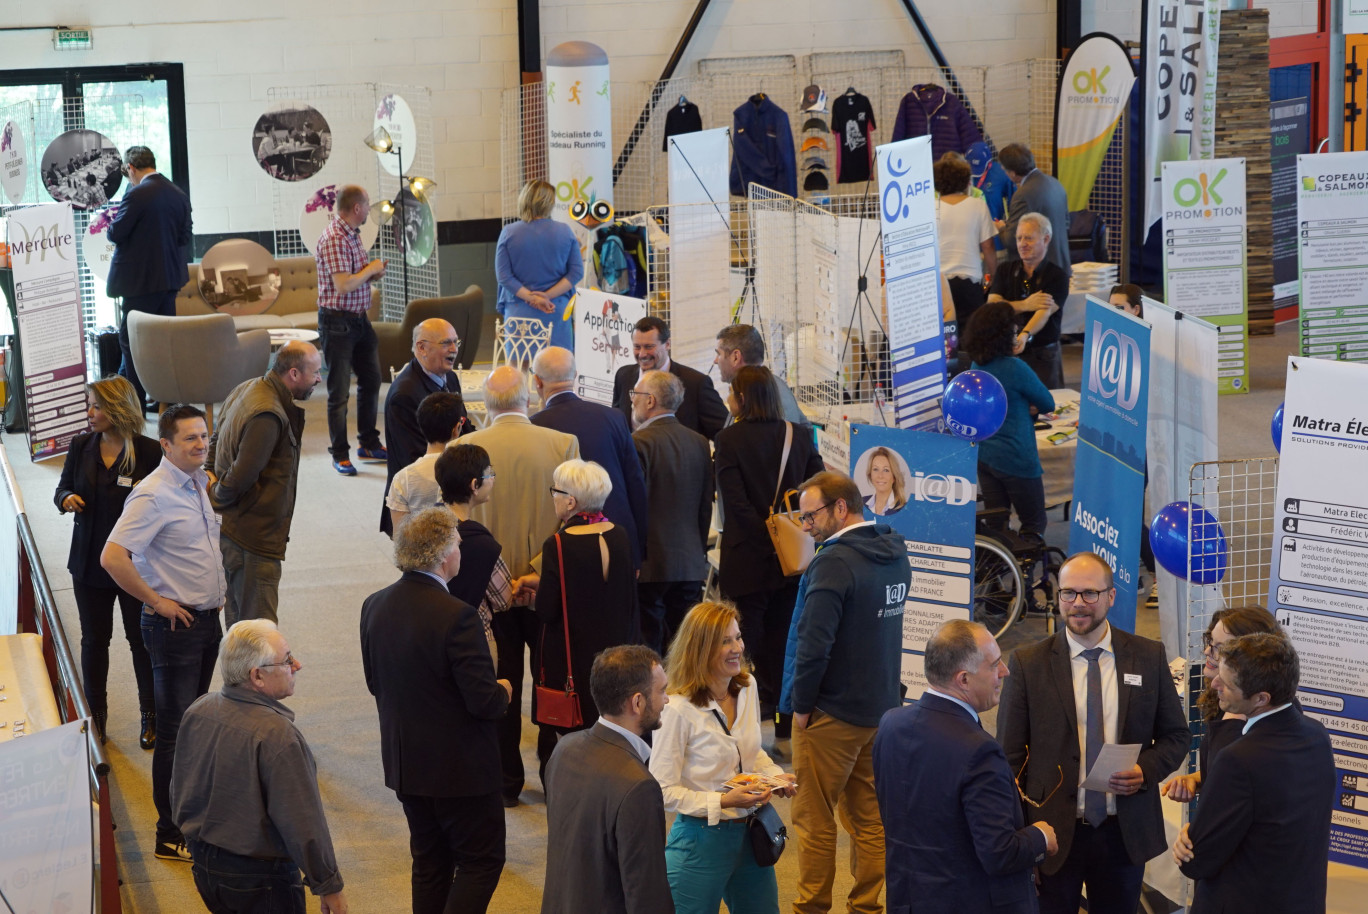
[1036,388,1079,510]
[267,328,320,349]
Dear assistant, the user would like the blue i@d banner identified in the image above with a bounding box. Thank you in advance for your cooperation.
[1068,298,1150,631]
[850,424,976,700]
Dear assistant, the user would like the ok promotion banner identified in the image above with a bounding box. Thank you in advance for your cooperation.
[1054,33,1136,211]
[1266,356,1368,868]
[875,136,945,431]
[572,288,646,405]
[850,424,976,701]
[1161,157,1249,393]
[1295,152,1368,360]
[1069,297,1151,631]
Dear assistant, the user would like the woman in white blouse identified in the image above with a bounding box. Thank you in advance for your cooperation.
[650,601,797,914]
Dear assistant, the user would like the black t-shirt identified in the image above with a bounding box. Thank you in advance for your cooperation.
[663,101,703,152]
[830,91,877,183]
[988,259,1069,348]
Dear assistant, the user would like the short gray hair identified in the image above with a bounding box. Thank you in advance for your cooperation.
[923,619,986,688]
[638,370,684,412]
[532,346,577,384]
[483,369,529,413]
[393,506,461,572]
[553,459,612,513]
[220,619,280,686]
[1018,212,1052,240]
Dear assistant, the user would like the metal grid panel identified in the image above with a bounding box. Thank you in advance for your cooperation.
[267,84,438,320]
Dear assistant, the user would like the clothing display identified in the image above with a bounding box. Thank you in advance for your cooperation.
[830,89,876,184]
[965,140,1015,223]
[730,94,797,198]
[801,116,828,133]
[891,84,983,161]
[799,136,828,153]
[662,97,703,152]
[803,171,829,192]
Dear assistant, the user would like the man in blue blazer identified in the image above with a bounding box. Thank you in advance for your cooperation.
[531,346,648,568]
[874,619,1056,913]
[106,146,192,407]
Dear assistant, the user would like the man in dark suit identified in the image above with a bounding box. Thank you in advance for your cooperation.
[630,369,712,652]
[610,316,728,440]
[997,142,1071,275]
[1175,632,1334,913]
[532,346,647,566]
[380,318,468,535]
[875,620,1056,913]
[996,552,1188,914]
[359,507,512,914]
[541,644,673,914]
[106,145,192,407]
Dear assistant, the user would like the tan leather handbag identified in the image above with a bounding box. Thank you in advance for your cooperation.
[765,422,814,576]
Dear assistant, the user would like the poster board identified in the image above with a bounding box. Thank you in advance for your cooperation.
[572,288,646,405]
[1295,152,1368,360]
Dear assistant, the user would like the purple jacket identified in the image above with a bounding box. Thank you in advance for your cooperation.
[891,85,983,162]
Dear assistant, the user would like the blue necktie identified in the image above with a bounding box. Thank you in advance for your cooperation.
[1081,647,1107,827]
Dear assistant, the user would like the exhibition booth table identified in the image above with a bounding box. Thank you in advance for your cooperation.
[1038,388,1079,510]
[0,632,63,743]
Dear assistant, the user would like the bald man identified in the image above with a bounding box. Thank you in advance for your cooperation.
[459,366,579,806]
[381,318,470,535]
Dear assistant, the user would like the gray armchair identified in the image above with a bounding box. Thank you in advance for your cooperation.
[375,285,485,377]
[127,311,271,428]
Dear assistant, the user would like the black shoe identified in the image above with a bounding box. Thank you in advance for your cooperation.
[91,712,107,745]
[139,711,156,751]
[153,838,192,862]
[502,795,519,808]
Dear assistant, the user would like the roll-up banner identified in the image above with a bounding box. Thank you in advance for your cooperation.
[1069,297,1151,632]
[875,136,944,431]
[1294,151,1368,360]
[545,41,612,224]
[1161,157,1249,393]
[1142,0,1221,232]
[1267,355,1368,868]
[850,424,976,701]
[1054,33,1137,211]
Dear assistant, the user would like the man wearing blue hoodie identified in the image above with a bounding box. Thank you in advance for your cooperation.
[788,471,911,914]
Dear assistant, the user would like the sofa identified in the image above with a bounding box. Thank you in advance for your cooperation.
[174,255,381,332]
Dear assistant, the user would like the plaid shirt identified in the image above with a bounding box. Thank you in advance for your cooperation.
[315,214,372,313]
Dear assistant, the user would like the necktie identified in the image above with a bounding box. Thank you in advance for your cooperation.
[1081,646,1107,827]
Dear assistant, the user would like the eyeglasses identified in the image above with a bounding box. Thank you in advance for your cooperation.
[627,390,652,399]
[797,502,834,526]
[1058,588,1106,604]
[1014,746,1064,809]
[550,486,569,497]
[260,652,297,669]
[481,472,496,481]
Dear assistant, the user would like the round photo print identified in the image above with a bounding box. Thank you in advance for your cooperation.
[42,129,122,209]
[373,93,417,177]
[392,188,435,267]
[852,445,914,519]
[298,183,379,255]
[83,206,119,282]
[198,239,282,316]
[252,102,332,182]
[1,120,28,204]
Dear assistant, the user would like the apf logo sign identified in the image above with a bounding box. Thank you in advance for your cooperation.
[880,152,932,225]
[8,221,73,265]
[1087,320,1142,411]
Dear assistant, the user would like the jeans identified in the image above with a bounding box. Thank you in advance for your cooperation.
[318,308,382,460]
[396,791,505,914]
[72,579,155,718]
[977,461,1048,540]
[222,538,282,628]
[188,839,306,914]
[142,607,221,843]
[665,814,779,914]
[637,580,703,655]
[118,290,178,405]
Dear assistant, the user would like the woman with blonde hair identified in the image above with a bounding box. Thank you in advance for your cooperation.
[863,446,907,516]
[54,376,162,746]
[494,179,584,354]
[650,601,796,913]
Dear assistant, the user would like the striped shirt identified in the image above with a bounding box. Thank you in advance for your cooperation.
[315,214,372,313]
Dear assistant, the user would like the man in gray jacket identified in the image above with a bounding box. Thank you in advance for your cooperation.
[207,341,322,626]
[172,619,346,913]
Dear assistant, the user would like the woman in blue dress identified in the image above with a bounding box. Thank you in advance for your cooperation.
[494,180,583,356]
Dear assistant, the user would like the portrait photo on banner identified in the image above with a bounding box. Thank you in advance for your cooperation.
[852,444,913,519]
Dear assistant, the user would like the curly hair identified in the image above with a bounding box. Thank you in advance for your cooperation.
[934,153,972,196]
[962,300,1018,365]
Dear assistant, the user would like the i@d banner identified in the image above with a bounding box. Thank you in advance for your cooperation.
[1069,298,1151,631]
[1054,33,1136,211]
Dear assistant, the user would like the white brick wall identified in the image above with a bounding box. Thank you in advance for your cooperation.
[0,0,1058,233]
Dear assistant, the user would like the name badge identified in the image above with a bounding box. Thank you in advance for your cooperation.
[214,513,224,524]
[117,476,133,487]
[1123,673,1143,687]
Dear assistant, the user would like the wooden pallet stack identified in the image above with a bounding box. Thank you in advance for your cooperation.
[1215,8,1273,334]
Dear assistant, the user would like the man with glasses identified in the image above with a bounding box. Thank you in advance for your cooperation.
[785,471,910,914]
[610,316,728,439]
[381,319,470,534]
[874,619,1057,913]
[996,552,1188,914]
[172,620,347,914]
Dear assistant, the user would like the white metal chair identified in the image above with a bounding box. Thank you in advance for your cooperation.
[459,317,553,428]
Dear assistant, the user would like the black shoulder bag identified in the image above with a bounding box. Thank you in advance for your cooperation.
[710,707,787,867]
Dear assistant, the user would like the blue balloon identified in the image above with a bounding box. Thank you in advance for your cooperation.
[1148,501,1228,584]
[942,370,1008,442]
[1271,402,1284,453]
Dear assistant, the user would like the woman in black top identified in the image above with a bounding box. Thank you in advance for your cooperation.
[435,443,510,664]
[714,366,824,743]
[54,376,161,746]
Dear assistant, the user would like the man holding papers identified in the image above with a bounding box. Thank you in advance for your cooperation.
[996,552,1188,914]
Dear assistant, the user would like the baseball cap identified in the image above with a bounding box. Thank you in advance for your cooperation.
[803,171,830,192]
[800,136,829,152]
[803,156,828,171]
[802,117,828,132]
[801,84,828,113]
[965,141,993,178]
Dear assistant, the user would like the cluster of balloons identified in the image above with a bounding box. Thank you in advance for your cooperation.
[1149,501,1228,584]
[941,370,1007,442]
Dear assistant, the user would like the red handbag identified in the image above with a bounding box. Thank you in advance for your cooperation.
[534,533,584,728]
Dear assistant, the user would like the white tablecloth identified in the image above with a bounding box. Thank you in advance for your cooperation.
[0,633,63,744]
[1036,388,1079,509]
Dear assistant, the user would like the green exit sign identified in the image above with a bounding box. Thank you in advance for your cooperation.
[53,28,93,51]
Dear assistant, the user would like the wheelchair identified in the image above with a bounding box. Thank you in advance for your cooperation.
[972,506,1067,640]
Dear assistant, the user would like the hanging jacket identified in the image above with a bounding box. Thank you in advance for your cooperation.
[891,84,983,161]
[729,94,797,197]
